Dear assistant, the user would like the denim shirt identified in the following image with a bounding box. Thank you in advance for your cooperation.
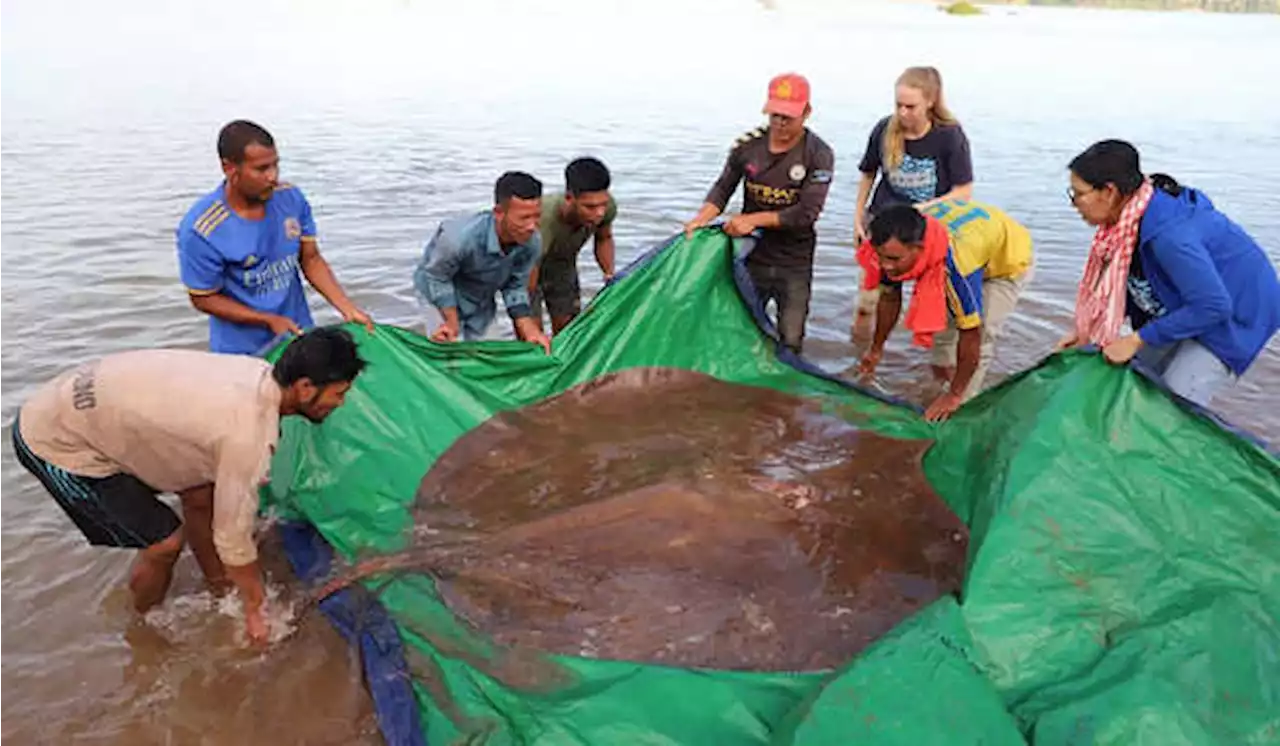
[413,211,540,340]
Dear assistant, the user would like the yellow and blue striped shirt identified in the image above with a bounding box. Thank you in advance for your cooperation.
[916,199,1033,330]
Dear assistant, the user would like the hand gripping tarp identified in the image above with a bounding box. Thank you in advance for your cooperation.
[263,228,1280,745]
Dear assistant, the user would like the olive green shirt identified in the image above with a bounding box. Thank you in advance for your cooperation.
[539,193,617,266]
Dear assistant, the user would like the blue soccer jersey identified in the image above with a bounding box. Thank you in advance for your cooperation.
[177,183,317,354]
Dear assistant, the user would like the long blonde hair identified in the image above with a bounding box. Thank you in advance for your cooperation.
[883,66,958,171]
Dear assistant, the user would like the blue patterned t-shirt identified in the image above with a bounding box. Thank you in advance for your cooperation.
[859,116,974,214]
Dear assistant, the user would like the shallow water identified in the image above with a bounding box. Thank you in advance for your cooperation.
[3,0,1279,741]
[0,528,381,744]
[409,368,966,671]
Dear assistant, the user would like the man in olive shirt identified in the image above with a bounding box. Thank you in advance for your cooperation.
[685,72,835,354]
[530,157,617,335]
[11,327,366,645]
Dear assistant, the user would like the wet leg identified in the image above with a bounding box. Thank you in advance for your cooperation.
[959,275,1025,401]
[130,527,184,612]
[179,485,230,594]
[550,314,577,335]
[544,263,582,336]
[776,266,813,355]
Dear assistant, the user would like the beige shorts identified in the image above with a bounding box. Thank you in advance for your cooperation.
[930,268,1032,401]
[856,286,881,316]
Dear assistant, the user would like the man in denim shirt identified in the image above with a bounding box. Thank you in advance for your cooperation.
[413,172,551,353]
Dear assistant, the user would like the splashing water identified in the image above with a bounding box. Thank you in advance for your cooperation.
[143,583,302,647]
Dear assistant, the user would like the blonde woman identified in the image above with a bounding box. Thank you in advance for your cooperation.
[853,67,973,328]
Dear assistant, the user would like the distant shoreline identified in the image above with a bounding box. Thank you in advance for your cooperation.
[948,0,1277,14]
[761,0,1276,12]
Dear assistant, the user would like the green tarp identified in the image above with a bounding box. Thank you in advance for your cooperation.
[264,229,1280,745]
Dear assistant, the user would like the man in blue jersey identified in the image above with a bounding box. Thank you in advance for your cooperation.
[176,120,371,355]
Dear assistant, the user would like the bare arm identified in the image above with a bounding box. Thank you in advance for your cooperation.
[179,229,298,334]
[857,283,902,376]
[916,182,974,210]
[593,223,616,278]
[854,118,888,242]
[226,560,266,618]
[734,212,783,230]
[299,239,362,318]
[513,315,542,340]
[525,261,545,333]
[871,284,903,353]
[950,326,982,397]
[501,245,550,353]
[212,443,272,643]
[854,171,875,242]
[686,202,724,235]
[189,293,299,335]
[688,147,744,233]
[511,315,551,354]
[923,323,982,422]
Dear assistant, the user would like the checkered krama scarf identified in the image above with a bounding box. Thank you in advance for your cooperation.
[1074,179,1155,346]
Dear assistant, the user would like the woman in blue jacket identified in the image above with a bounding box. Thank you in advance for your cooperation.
[1058,139,1280,407]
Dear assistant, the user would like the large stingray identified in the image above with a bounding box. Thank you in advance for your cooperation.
[320,368,968,672]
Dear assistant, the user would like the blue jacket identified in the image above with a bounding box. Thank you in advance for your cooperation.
[1131,187,1280,375]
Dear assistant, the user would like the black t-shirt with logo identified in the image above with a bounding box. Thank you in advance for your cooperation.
[858,116,972,216]
[704,126,835,268]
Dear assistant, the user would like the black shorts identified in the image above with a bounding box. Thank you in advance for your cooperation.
[532,259,583,320]
[11,418,181,549]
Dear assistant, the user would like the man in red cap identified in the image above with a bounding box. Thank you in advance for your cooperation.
[685,72,835,354]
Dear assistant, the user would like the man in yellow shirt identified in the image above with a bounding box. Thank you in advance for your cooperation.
[858,200,1033,420]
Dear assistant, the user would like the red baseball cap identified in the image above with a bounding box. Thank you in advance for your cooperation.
[763,73,811,118]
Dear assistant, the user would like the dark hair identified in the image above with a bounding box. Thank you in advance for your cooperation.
[1068,139,1145,195]
[272,327,367,387]
[1149,172,1183,196]
[565,157,611,196]
[494,171,543,204]
[217,120,275,164]
[1069,140,1185,197]
[868,205,927,248]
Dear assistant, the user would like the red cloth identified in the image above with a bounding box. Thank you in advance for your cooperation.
[1074,180,1155,346]
[856,239,881,292]
[856,216,951,348]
